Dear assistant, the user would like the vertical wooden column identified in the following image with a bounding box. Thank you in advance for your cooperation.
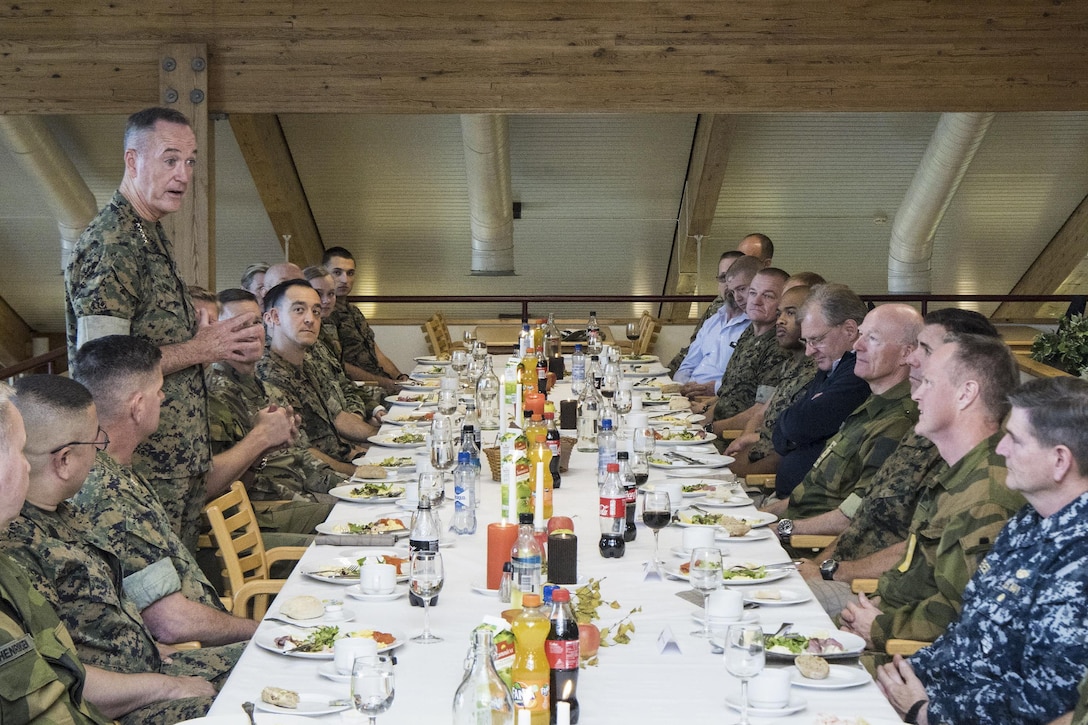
[159,43,214,288]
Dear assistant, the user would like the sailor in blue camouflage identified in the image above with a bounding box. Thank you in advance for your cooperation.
[909,490,1088,723]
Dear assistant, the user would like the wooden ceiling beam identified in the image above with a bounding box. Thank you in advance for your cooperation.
[0,294,33,367]
[3,2,1088,114]
[661,114,734,320]
[992,192,1088,322]
[228,114,324,268]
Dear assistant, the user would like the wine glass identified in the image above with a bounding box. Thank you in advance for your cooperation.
[613,383,633,433]
[409,550,444,643]
[463,328,477,350]
[641,490,671,570]
[351,655,395,725]
[625,321,641,353]
[724,624,766,725]
[689,547,722,637]
[451,349,471,387]
[632,425,655,484]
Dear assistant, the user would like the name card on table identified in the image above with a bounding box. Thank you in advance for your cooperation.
[657,626,683,655]
[642,561,665,581]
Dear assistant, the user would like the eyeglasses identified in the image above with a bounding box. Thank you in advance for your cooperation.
[802,324,843,350]
[715,274,731,283]
[49,426,110,455]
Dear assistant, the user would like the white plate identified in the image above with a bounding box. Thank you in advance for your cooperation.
[414,355,451,366]
[651,430,717,447]
[650,454,732,469]
[255,690,351,717]
[670,544,729,559]
[716,527,774,542]
[368,434,427,449]
[743,587,813,606]
[354,454,419,471]
[254,626,403,658]
[317,661,352,683]
[328,483,406,504]
[471,581,500,597]
[675,509,777,529]
[382,412,435,426]
[345,584,409,602]
[301,557,365,584]
[620,354,660,365]
[399,381,441,392]
[691,610,759,627]
[691,495,754,508]
[410,365,448,378]
[314,518,409,536]
[790,664,872,689]
[648,413,704,427]
[623,365,669,377]
[762,626,867,659]
[384,393,437,408]
[270,606,355,626]
[176,717,315,725]
[665,565,793,586]
[725,694,807,717]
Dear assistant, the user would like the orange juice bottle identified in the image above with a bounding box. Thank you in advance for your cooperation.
[511,593,551,725]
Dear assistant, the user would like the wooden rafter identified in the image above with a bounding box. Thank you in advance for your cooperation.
[0,294,33,367]
[992,192,1088,322]
[228,114,324,268]
[661,114,734,320]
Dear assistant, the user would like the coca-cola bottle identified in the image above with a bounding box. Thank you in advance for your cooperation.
[545,588,580,724]
[598,463,625,558]
[617,451,637,543]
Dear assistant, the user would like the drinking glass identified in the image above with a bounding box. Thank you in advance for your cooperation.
[724,624,766,725]
[632,425,655,484]
[451,349,471,387]
[351,655,395,725]
[430,414,456,473]
[625,321,641,342]
[463,328,477,350]
[409,550,444,643]
[612,383,633,432]
[641,490,671,569]
[689,547,722,637]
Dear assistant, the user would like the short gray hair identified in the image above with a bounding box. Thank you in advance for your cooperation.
[1008,377,1088,476]
[801,283,867,326]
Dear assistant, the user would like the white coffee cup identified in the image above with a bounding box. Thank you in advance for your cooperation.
[747,668,792,709]
[682,526,716,551]
[359,563,397,594]
[654,481,684,512]
[334,637,378,675]
[706,588,744,622]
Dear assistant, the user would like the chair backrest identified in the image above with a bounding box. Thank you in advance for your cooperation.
[635,311,662,355]
[421,311,453,357]
[203,481,271,598]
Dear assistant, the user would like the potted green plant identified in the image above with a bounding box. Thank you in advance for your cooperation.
[1030,314,1088,377]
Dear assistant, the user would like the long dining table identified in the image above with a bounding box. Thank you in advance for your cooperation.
[207,363,903,724]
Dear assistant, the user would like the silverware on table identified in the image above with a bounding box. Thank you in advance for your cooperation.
[241,701,257,724]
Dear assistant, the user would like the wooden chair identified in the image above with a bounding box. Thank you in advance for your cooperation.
[231,580,286,619]
[746,473,778,492]
[790,534,836,551]
[420,311,453,358]
[634,311,662,355]
[202,481,307,618]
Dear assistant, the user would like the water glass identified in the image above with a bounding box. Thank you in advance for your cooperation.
[724,624,766,725]
[689,547,722,637]
[352,655,394,725]
[409,550,445,643]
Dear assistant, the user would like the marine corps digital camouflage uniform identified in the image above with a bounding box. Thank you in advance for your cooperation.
[65,192,210,553]
[870,431,1025,650]
[746,354,818,463]
[0,552,113,725]
[328,296,384,377]
[69,451,224,612]
[786,378,917,520]
[667,295,725,376]
[257,349,355,462]
[1,502,241,724]
[711,326,792,422]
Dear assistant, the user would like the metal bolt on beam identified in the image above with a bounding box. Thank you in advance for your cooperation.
[161,57,177,72]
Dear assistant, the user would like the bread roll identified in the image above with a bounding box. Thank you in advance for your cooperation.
[795,654,830,680]
[261,686,300,708]
[280,595,325,620]
[354,464,387,480]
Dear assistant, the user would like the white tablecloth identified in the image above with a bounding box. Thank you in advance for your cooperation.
[208,377,902,724]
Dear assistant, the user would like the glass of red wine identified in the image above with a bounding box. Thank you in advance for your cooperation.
[641,490,672,570]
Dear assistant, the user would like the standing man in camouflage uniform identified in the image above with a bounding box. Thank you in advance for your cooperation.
[767,303,922,521]
[840,334,1025,651]
[726,285,818,476]
[258,280,376,463]
[64,107,263,553]
[4,377,244,724]
[0,383,115,724]
[323,246,406,393]
[797,309,1001,616]
[875,377,1088,725]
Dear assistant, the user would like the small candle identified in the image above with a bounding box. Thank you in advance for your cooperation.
[499,373,507,434]
[556,701,572,725]
[534,459,545,523]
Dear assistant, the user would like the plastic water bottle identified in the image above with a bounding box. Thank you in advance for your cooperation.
[586,310,602,356]
[450,451,477,535]
[511,513,543,608]
[570,344,586,395]
[596,418,617,486]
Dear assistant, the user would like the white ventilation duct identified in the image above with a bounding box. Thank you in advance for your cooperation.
[0,116,98,271]
[460,114,515,275]
[888,112,994,293]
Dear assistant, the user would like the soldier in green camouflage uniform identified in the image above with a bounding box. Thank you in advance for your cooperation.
[710,325,792,422]
[785,378,917,519]
[0,552,114,725]
[741,354,817,465]
[69,451,224,612]
[2,502,242,725]
[865,432,1024,650]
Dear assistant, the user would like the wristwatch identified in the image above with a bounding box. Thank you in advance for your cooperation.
[775,519,793,543]
[703,422,714,433]
[820,558,840,581]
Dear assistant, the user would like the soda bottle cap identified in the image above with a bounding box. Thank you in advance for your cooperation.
[607,463,620,472]
[532,413,542,421]
[522,593,542,607]
[617,451,629,460]
[519,512,535,525]
[551,587,571,602]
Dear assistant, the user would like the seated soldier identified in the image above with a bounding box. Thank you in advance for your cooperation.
[767,303,922,522]
[839,334,1025,651]
[875,377,1088,725]
[0,383,114,724]
[257,280,376,463]
[725,284,817,476]
[667,250,744,377]
[3,377,246,724]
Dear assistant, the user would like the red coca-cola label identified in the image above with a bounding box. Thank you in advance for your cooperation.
[599,496,624,518]
[624,486,637,504]
[545,639,580,670]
